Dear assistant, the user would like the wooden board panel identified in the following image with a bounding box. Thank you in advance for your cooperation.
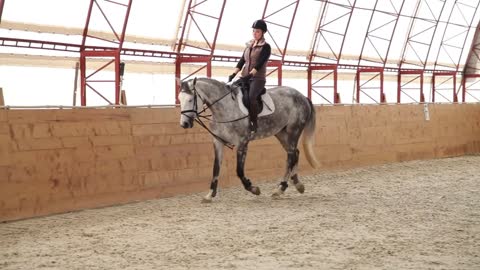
[1,104,480,222]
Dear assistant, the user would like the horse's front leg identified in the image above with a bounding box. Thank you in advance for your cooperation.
[202,139,224,203]
[237,142,261,196]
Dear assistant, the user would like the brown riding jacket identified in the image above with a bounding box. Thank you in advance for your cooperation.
[236,38,271,80]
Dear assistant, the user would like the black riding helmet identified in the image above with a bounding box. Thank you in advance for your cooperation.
[252,19,267,33]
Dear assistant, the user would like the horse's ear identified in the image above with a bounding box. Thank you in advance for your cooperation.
[193,77,197,86]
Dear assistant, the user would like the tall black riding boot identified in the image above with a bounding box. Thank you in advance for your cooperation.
[247,78,264,135]
[248,101,258,134]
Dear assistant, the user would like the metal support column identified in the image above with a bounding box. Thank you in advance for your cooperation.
[308,65,339,104]
[432,72,457,102]
[262,0,300,86]
[397,70,424,103]
[0,0,5,23]
[79,0,132,106]
[356,68,385,104]
[462,74,480,102]
[307,0,356,102]
[174,0,226,104]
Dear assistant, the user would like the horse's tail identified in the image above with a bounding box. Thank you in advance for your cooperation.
[302,98,320,169]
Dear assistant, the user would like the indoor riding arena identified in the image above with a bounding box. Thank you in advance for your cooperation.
[1,1,480,270]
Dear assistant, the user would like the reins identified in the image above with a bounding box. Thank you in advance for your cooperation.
[180,78,249,149]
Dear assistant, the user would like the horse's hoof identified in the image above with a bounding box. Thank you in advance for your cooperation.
[272,188,283,198]
[250,186,261,195]
[201,197,213,203]
[295,183,305,194]
[271,191,283,198]
[202,190,215,203]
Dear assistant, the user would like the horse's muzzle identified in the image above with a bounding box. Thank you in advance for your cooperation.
[180,121,193,129]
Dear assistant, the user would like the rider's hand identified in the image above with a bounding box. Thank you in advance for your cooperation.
[249,68,258,76]
[228,73,237,82]
[243,73,253,81]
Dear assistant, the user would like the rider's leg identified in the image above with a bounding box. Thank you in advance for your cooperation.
[248,78,265,133]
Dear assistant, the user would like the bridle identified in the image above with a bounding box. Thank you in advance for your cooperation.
[180,78,249,149]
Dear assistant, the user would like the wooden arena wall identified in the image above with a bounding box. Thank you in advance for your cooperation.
[1,103,480,222]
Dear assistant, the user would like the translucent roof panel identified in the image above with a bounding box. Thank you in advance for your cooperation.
[2,0,479,70]
[282,0,322,57]
[112,0,183,41]
[2,0,88,29]
[215,0,264,49]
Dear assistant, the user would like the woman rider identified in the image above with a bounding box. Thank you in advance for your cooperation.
[228,19,271,134]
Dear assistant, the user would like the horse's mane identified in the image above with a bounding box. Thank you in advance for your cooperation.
[197,77,225,88]
[197,77,240,95]
[181,77,241,97]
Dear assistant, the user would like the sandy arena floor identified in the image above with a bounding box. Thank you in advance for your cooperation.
[1,155,479,270]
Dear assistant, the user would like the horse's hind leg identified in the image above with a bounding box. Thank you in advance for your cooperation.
[291,174,304,193]
[273,130,303,197]
[272,149,300,197]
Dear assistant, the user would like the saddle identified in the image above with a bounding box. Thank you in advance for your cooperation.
[232,78,266,113]
[231,78,275,117]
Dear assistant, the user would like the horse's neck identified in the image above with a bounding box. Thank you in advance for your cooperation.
[197,81,241,117]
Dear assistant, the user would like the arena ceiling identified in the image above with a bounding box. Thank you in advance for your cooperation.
[1,0,480,105]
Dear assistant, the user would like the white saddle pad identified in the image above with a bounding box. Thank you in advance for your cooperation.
[237,90,275,117]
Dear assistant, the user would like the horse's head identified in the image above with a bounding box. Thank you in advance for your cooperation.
[178,78,205,128]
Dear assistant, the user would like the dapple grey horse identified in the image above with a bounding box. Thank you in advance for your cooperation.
[178,77,319,202]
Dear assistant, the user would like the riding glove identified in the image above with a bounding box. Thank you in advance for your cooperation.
[228,73,237,82]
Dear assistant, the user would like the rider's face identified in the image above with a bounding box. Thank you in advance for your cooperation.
[252,28,263,41]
